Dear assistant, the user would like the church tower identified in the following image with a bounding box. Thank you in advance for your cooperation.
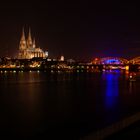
[18,27,48,59]
[19,28,26,50]
[32,38,36,48]
[27,28,33,48]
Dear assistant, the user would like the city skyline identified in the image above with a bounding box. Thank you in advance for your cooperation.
[0,1,140,60]
[0,2,140,139]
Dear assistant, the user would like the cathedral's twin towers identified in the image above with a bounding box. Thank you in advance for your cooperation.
[18,28,48,59]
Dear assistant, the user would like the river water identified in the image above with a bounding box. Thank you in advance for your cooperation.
[0,70,140,139]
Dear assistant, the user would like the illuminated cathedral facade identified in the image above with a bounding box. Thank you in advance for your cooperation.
[18,28,48,59]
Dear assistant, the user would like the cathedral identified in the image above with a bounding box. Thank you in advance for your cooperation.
[18,28,48,59]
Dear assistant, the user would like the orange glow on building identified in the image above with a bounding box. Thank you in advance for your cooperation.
[18,28,48,59]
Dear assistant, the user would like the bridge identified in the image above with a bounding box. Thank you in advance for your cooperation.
[92,57,140,65]
[91,57,140,71]
[129,57,140,64]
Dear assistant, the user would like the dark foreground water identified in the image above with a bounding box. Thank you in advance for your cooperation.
[0,70,140,139]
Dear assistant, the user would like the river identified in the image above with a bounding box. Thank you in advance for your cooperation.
[0,70,140,139]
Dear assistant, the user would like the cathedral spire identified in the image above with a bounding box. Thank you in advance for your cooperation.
[27,28,33,48]
[19,27,26,50]
[33,38,36,48]
[21,27,26,41]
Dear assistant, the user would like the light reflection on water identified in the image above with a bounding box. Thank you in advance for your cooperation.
[0,71,140,138]
[102,71,119,109]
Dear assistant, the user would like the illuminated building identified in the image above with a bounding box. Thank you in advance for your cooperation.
[60,55,64,61]
[18,28,48,59]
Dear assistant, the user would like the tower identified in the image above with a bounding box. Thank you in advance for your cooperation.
[19,28,26,50]
[27,28,33,48]
[18,27,48,59]
[32,38,36,48]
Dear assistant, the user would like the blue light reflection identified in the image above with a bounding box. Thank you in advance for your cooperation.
[103,71,120,109]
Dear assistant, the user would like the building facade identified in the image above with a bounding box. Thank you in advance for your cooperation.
[18,28,48,59]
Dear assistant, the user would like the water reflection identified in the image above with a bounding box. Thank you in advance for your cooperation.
[102,70,120,109]
[1,71,140,138]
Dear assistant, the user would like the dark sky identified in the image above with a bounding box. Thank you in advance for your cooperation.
[0,1,140,61]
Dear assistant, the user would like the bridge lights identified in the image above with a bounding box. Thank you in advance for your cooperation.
[125,66,129,71]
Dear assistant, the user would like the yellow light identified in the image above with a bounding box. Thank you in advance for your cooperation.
[125,66,129,71]
[13,70,16,73]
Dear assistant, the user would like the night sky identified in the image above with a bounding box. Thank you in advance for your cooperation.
[0,1,140,61]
